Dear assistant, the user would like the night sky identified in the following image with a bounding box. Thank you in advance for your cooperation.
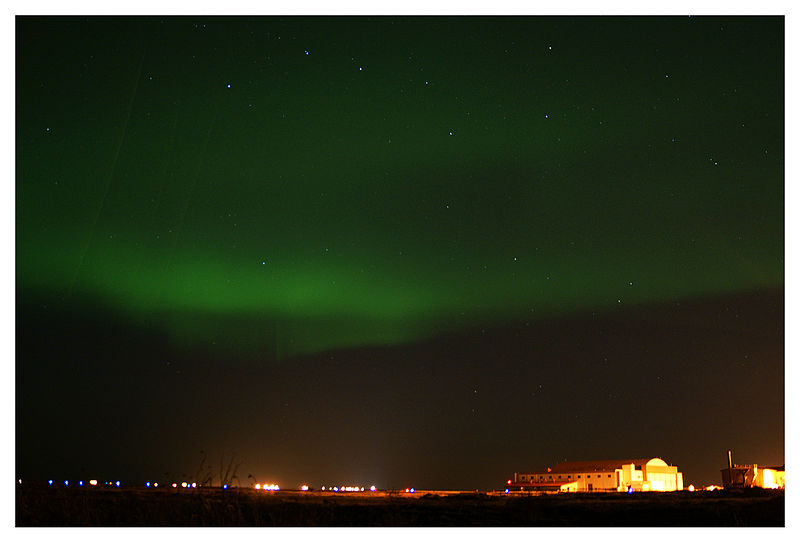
[16,16,783,489]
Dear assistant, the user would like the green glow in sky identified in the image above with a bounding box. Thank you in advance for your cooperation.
[18,17,783,356]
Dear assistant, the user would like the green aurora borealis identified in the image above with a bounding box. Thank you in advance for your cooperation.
[18,16,783,357]
[17,16,785,490]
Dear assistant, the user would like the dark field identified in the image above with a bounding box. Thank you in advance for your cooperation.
[16,485,784,526]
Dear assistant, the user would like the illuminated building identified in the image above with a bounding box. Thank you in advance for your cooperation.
[506,457,683,492]
[720,464,785,488]
[719,450,784,489]
[721,463,785,489]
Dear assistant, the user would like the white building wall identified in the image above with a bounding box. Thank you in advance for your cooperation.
[515,459,683,492]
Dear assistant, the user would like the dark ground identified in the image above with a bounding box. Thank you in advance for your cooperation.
[16,485,784,527]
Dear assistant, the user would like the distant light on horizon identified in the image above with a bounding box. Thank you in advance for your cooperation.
[89,480,98,486]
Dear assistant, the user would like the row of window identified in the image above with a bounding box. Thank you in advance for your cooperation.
[519,473,613,481]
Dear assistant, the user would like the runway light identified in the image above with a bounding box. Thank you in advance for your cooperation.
[79,481,83,487]
[146,482,151,488]
[321,486,326,491]
[182,482,187,488]
[154,483,159,488]
[361,487,364,492]
[301,485,309,491]
[370,485,376,492]
[255,483,261,489]
[688,484,695,492]
[192,483,197,488]
[627,487,634,494]
[405,488,409,493]
[89,480,98,486]
[507,479,512,485]
[410,488,415,493]
[64,480,69,486]
[223,484,228,490]
[172,483,177,488]
[48,480,53,486]
[115,481,121,488]
[504,489,509,494]
[333,487,339,492]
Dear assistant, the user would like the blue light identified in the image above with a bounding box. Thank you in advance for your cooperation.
[146,482,151,488]
[627,487,634,494]
[64,480,69,486]
[78,481,83,487]
[48,480,53,486]
[115,481,121,487]
[223,484,228,489]
[504,488,509,494]
[410,488,415,493]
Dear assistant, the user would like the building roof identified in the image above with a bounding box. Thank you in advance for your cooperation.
[547,458,658,473]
